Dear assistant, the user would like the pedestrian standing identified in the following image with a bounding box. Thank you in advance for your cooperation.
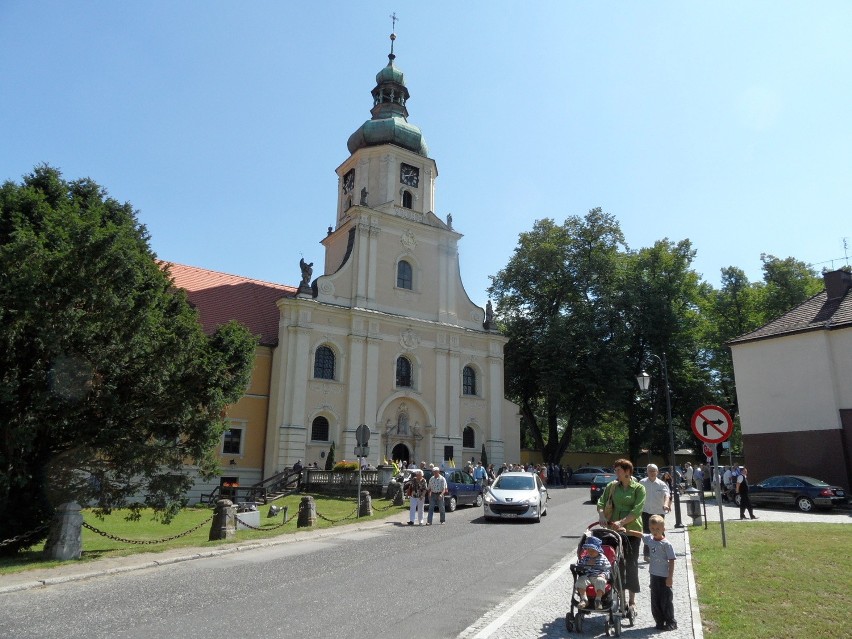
[427,467,447,525]
[693,464,704,490]
[736,466,758,519]
[641,515,677,631]
[407,469,427,526]
[639,464,671,561]
[684,462,694,489]
[473,462,487,489]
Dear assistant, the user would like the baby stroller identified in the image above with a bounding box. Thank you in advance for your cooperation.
[565,524,635,636]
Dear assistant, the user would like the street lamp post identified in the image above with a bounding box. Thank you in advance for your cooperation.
[637,353,684,528]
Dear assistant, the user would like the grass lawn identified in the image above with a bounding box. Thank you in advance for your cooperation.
[690,522,851,638]
[0,493,406,576]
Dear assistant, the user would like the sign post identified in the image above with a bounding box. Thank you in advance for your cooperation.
[691,405,733,547]
[354,425,370,517]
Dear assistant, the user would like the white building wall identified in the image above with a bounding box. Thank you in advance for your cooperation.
[732,331,841,435]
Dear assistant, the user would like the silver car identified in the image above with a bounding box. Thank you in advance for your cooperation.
[483,472,549,522]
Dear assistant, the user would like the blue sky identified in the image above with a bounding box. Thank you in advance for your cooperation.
[2,2,850,308]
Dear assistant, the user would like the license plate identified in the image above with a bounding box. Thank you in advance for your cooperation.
[503,513,518,518]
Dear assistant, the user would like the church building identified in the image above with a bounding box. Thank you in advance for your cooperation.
[169,35,520,493]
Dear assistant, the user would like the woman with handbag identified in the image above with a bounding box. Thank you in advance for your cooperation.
[597,458,646,618]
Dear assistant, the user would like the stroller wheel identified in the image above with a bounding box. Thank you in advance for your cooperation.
[613,613,622,636]
[565,612,574,632]
[575,613,584,633]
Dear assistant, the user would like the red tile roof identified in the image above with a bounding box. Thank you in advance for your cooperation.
[164,262,296,346]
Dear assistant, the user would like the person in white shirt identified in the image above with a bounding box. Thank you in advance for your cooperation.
[639,464,671,561]
[427,467,448,525]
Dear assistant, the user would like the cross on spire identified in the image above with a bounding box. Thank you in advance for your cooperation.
[389,12,398,57]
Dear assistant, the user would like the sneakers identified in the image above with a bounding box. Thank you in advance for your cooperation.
[577,595,588,609]
[594,598,603,610]
[750,515,759,519]
[407,521,414,526]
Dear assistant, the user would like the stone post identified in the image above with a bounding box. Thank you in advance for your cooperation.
[392,483,405,506]
[359,490,372,517]
[297,495,317,528]
[208,499,236,541]
[385,479,400,502]
[43,501,83,560]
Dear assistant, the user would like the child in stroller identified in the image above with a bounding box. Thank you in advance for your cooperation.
[566,526,632,636]
[574,536,610,610]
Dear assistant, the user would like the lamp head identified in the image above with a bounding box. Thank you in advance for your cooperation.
[636,370,652,391]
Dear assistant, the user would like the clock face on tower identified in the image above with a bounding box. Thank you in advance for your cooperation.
[342,169,355,194]
[400,163,419,188]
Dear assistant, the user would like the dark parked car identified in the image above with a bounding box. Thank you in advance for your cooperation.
[589,473,615,503]
[403,468,482,511]
[736,475,847,512]
[569,466,611,485]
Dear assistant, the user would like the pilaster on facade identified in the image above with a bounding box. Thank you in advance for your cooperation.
[277,424,307,473]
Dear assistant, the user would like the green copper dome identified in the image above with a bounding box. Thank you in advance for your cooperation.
[347,49,428,157]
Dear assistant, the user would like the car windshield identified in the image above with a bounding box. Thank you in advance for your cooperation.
[494,475,535,490]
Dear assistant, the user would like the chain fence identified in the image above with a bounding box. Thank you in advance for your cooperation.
[1,495,405,551]
[81,515,214,545]
[0,522,52,549]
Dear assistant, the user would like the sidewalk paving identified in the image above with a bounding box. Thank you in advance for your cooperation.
[459,497,850,638]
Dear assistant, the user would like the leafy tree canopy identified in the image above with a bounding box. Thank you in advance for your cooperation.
[0,166,257,554]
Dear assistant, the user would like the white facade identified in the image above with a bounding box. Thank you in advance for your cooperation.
[262,47,520,474]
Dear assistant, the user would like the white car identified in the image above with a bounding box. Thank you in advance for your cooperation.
[483,472,549,522]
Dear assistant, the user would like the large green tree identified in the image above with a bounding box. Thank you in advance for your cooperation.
[618,240,715,465]
[490,209,628,463]
[0,166,257,554]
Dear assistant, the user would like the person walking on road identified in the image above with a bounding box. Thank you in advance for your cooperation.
[597,458,646,618]
[736,466,758,519]
[639,464,671,561]
[407,468,427,525]
[427,466,448,525]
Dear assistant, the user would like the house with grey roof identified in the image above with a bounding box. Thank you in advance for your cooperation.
[728,269,852,489]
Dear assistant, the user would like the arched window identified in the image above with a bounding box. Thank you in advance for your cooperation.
[397,260,413,290]
[402,190,413,209]
[463,426,475,448]
[311,416,330,441]
[463,366,477,395]
[314,346,335,380]
[396,356,412,388]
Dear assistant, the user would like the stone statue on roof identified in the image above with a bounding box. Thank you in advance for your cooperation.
[299,258,313,289]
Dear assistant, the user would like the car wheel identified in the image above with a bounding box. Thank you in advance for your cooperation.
[475,493,483,507]
[447,496,457,512]
[796,496,815,512]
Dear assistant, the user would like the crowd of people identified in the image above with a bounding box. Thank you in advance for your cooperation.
[394,459,577,487]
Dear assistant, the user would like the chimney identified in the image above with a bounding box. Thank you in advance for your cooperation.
[823,269,852,300]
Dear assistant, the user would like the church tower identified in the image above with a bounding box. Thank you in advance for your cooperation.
[264,32,519,474]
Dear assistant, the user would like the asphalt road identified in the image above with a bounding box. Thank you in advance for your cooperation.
[0,486,599,639]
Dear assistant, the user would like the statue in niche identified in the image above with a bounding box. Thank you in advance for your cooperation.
[360,187,368,206]
[299,258,313,288]
[446,213,453,229]
[397,403,409,435]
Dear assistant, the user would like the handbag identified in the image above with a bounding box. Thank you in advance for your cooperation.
[602,481,617,521]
